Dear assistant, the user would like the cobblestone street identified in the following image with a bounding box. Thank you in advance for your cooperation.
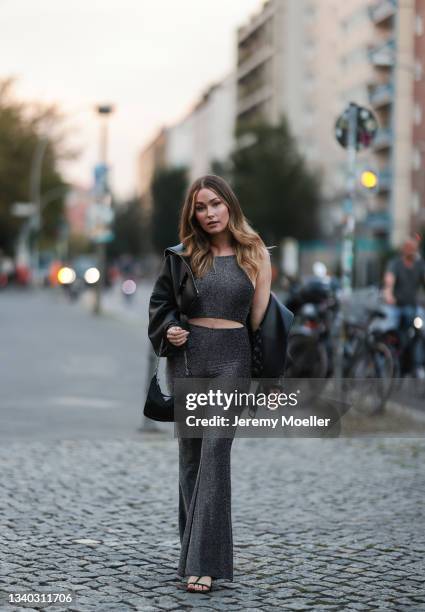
[1,288,425,611]
[1,435,425,611]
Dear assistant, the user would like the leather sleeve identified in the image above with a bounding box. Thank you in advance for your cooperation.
[148,255,181,357]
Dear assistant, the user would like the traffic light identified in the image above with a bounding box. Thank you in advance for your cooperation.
[360,170,378,189]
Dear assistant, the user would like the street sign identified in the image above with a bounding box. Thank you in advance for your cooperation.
[86,203,115,242]
[11,202,37,217]
[93,163,109,199]
[92,230,114,244]
[335,104,378,151]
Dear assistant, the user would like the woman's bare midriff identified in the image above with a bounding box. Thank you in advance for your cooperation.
[187,317,244,329]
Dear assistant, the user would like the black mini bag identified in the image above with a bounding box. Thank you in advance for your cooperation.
[143,337,190,422]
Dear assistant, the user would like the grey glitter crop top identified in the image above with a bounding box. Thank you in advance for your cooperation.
[187,255,255,325]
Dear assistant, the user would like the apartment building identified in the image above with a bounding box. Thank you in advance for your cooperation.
[236,0,344,229]
[237,0,425,251]
[165,72,236,183]
[369,0,415,246]
[412,0,425,236]
[138,0,424,265]
[137,73,236,225]
[337,0,424,250]
[138,129,167,210]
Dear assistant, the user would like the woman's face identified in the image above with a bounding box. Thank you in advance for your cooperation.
[193,188,230,235]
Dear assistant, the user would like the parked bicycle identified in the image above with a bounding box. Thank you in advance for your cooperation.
[342,308,395,415]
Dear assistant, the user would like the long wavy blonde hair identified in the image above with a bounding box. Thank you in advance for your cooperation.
[179,174,269,284]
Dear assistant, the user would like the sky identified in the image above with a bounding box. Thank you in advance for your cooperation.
[1,0,262,199]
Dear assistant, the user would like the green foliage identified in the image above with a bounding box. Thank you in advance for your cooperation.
[107,196,145,259]
[222,115,322,246]
[68,233,92,258]
[151,167,188,253]
[0,78,68,255]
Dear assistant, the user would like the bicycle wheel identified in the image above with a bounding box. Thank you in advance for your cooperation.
[286,334,328,378]
[343,342,394,415]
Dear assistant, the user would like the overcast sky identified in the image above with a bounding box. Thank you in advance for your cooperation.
[1,0,262,198]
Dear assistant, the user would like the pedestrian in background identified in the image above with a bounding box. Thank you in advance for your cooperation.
[383,235,425,319]
[382,235,425,376]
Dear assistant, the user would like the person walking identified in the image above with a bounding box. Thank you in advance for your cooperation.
[383,235,425,311]
[148,175,272,593]
[382,235,425,376]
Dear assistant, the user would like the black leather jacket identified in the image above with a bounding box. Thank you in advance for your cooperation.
[148,243,294,378]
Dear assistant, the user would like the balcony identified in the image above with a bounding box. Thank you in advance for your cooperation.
[237,44,274,80]
[368,38,396,67]
[369,0,397,26]
[373,127,393,150]
[238,73,267,102]
[369,82,394,108]
[237,85,273,116]
[237,1,274,45]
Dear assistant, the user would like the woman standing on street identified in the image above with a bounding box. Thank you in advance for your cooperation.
[148,175,272,593]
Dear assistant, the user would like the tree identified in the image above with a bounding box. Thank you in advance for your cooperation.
[215,116,322,246]
[0,78,71,255]
[151,167,188,253]
[106,195,145,260]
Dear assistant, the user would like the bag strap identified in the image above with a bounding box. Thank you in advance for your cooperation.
[154,336,191,377]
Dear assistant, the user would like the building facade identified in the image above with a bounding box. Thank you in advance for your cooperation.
[138,0,425,273]
[65,185,93,237]
[165,72,236,183]
[411,0,425,237]
[137,73,236,230]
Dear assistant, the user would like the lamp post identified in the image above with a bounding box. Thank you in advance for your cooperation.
[29,136,50,280]
[334,102,378,388]
[28,104,95,283]
[93,104,114,316]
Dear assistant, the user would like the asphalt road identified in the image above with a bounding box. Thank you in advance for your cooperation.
[0,287,151,441]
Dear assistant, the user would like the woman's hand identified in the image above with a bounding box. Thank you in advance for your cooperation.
[166,325,190,347]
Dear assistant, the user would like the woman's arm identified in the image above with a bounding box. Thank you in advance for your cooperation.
[249,247,272,332]
[148,255,182,356]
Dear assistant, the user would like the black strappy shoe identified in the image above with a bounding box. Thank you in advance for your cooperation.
[187,576,212,593]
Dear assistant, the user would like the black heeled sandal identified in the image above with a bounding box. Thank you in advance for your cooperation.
[187,576,212,593]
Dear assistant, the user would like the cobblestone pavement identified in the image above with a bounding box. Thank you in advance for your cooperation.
[1,435,425,612]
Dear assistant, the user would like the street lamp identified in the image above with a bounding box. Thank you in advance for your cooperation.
[28,104,97,283]
[29,136,50,278]
[93,104,114,316]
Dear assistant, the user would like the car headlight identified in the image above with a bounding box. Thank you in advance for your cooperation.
[84,267,100,284]
[413,316,423,330]
[122,279,137,295]
[57,267,76,284]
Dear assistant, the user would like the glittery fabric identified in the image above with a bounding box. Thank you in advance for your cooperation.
[166,323,252,581]
[186,255,255,325]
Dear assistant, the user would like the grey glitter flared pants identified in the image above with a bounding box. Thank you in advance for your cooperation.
[165,322,252,581]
